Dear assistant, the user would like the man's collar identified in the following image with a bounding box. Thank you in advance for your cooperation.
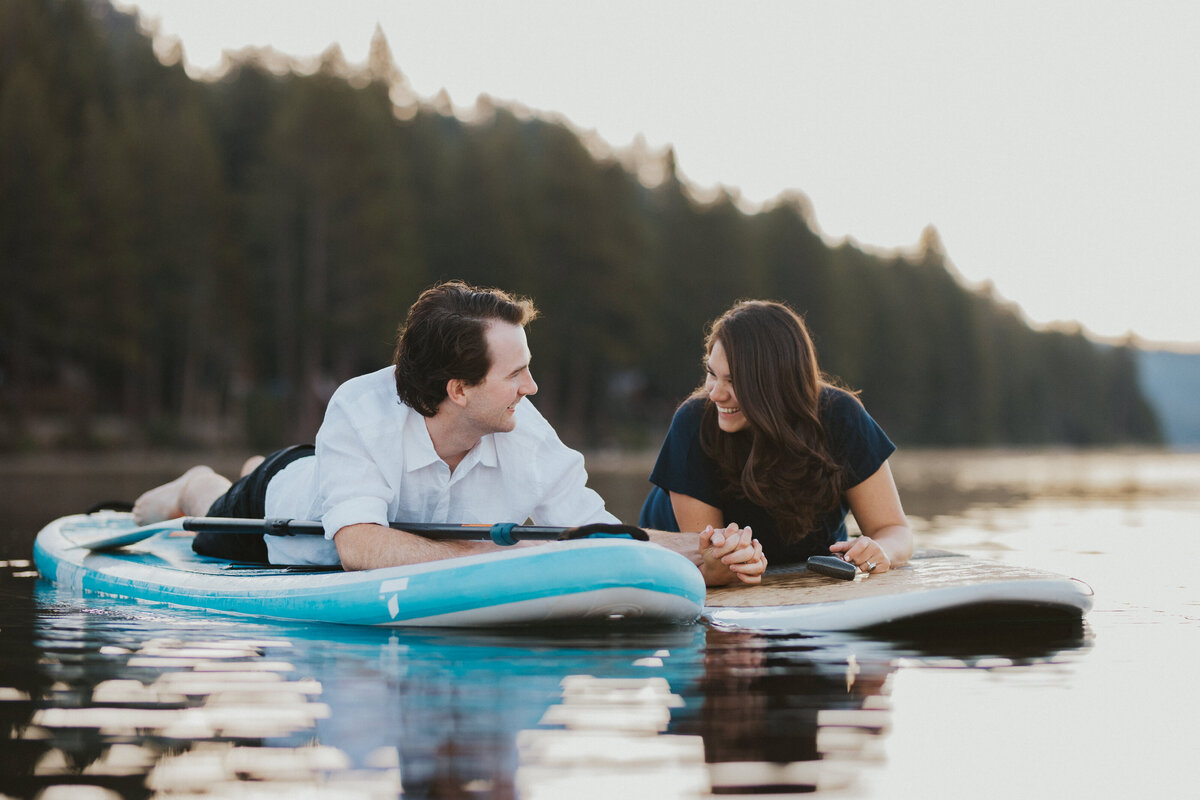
[405,411,443,472]
[409,412,500,473]
[448,431,499,477]
[471,433,499,469]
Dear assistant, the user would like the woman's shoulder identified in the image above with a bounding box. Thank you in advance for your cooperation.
[655,394,708,454]
[818,384,886,439]
[818,383,895,478]
[670,394,708,428]
[819,384,865,419]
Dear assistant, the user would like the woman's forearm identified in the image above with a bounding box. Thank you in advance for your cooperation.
[868,524,913,568]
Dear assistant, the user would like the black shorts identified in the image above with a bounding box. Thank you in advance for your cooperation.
[192,444,316,563]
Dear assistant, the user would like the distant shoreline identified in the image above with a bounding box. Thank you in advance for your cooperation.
[0,444,1189,477]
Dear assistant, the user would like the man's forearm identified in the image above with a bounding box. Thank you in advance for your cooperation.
[334,522,499,571]
[644,529,702,566]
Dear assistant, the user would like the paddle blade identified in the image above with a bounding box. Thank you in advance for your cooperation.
[66,519,186,551]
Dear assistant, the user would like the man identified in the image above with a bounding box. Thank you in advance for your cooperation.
[134,281,765,583]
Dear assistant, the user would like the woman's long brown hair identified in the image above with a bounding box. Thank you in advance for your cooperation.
[697,300,847,542]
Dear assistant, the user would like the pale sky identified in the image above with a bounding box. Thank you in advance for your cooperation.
[120,0,1200,348]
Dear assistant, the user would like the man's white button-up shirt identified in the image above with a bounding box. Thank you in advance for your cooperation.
[263,367,617,564]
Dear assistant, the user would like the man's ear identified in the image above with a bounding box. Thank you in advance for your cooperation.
[445,378,469,407]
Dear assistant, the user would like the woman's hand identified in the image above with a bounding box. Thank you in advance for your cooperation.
[828,536,892,575]
[837,461,914,575]
[700,524,767,586]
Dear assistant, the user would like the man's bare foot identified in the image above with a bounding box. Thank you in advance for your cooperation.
[240,455,265,477]
[132,466,216,525]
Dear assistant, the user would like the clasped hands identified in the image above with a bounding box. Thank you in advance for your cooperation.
[700,523,767,586]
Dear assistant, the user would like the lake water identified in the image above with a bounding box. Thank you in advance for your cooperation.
[1,448,1197,799]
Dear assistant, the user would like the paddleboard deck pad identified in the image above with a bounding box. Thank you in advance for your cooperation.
[34,512,706,628]
[704,549,1094,631]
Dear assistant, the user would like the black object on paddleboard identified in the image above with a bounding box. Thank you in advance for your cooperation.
[807,555,858,581]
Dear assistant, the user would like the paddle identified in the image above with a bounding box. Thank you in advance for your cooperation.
[70,516,649,552]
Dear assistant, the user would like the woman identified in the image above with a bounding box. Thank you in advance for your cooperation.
[640,300,912,585]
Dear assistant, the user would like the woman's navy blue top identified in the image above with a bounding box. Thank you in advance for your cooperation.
[639,388,896,564]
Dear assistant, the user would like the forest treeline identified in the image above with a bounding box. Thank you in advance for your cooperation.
[0,0,1162,451]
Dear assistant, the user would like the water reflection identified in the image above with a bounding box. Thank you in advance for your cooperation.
[685,624,1090,796]
[516,675,707,799]
[11,589,711,798]
[0,565,1097,800]
[9,447,1184,798]
[682,629,895,794]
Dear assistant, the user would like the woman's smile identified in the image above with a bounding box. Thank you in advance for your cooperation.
[707,341,748,433]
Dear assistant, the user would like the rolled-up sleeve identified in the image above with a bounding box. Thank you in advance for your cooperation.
[316,390,395,539]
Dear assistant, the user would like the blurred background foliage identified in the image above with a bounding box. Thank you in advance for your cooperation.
[0,0,1162,451]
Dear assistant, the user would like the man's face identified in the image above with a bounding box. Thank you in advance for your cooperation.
[460,322,538,434]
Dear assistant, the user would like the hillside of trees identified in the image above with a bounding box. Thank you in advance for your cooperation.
[0,0,1162,451]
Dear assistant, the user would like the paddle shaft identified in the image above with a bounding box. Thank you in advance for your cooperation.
[179,517,648,546]
[72,515,647,552]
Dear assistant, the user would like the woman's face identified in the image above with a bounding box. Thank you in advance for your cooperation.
[705,339,749,433]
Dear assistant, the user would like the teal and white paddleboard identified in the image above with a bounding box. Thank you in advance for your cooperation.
[34,512,1093,632]
[34,512,707,628]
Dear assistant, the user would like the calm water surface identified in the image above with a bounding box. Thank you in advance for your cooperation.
[1,449,1197,799]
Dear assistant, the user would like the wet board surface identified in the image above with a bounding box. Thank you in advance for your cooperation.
[703,549,1094,632]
